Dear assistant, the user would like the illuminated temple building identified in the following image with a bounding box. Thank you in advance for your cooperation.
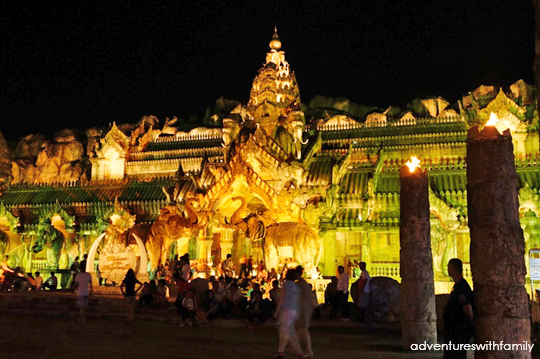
[0,30,538,291]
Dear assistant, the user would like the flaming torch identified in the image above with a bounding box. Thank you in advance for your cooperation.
[467,119,530,358]
[399,156,437,349]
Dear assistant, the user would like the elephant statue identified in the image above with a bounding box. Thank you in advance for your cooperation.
[33,220,66,269]
[261,221,321,275]
[221,196,321,274]
[145,197,206,275]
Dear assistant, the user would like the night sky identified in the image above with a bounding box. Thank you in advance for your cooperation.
[0,1,535,141]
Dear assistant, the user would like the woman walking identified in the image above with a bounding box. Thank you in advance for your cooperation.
[120,269,142,322]
[275,268,303,358]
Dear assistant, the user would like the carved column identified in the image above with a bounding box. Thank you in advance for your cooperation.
[399,164,437,350]
[321,227,337,276]
[197,236,211,277]
[361,231,371,270]
[467,126,530,358]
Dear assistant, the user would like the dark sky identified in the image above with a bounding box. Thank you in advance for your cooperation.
[0,1,535,141]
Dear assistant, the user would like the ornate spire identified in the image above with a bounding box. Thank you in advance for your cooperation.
[269,26,281,50]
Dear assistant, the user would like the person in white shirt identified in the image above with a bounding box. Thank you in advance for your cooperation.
[221,254,235,283]
[357,262,372,321]
[74,266,93,324]
[180,256,191,282]
[337,265,350,321]
[44,272,58,290]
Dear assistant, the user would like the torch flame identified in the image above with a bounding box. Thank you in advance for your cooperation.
[486,112,499,127]
[405,156,421,173]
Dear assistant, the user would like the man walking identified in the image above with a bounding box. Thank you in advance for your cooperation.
[443,258,473,359]
[357,261,371,321]
[74,265,93,324]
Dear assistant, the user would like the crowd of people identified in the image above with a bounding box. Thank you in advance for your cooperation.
[0,250,478,358]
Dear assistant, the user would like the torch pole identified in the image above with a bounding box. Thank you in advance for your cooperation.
[399,163,437,350]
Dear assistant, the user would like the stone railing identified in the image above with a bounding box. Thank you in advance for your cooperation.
[306,278,330,304]
[317,116,463,131]
[31,260,48,272]
[371,262,401,280]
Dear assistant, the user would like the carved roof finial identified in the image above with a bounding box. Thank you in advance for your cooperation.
[269,26,281,50]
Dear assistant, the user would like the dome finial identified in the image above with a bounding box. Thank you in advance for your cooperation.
[269,26,281,50]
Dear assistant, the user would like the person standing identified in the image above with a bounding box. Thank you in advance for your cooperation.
[337,265,350,321]
[295,266,317,358]
[69,256,80,289]
[222,254,235,283]
[275,268,303,359]
[180,255,192,282]
[120,269,142,323]
[239,255,248,279]
[443,258,473,359]
[74,265,92,324]
[79,254,88,273]
[357,262,371,321]
[247,256,254,278]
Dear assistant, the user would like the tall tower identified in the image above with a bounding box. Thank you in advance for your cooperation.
[247,28,301,139]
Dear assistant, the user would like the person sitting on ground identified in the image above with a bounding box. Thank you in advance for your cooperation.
[0,255,14,291]
[138,282,153,307]
[149,280,158,301]
[26,273,36,290]
[257,260,267,281]
[246,282,270,325]
[155,279,170,307]
[223,283,246,317]
[34,271,43,290]
[206,289,220,320]
[208,275,216,290]
[268,268,278,282]
[11,268,29,291]
[43,272,58,291]
[213,277,227,303]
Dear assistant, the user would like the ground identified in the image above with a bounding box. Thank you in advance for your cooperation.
[0,313,452,359]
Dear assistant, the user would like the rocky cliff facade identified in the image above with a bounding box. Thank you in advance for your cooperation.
[0,130,11,193]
